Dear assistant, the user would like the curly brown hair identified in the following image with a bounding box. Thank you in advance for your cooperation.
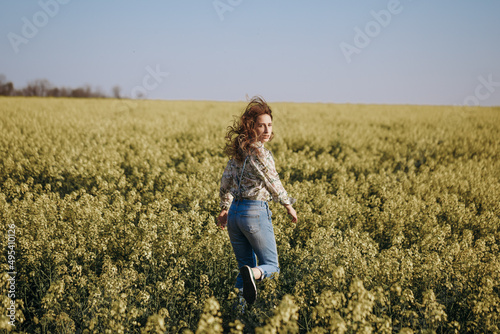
[223,96,274,162]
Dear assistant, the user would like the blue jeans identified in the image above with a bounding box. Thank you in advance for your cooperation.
[227,200,280,289]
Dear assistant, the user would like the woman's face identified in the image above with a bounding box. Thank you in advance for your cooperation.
[254,114,272,143]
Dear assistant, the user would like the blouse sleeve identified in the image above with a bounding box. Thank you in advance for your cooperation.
[219,160,234,210]
[250,147,296,206]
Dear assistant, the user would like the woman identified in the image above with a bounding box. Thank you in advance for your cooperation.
[218,97,298,305]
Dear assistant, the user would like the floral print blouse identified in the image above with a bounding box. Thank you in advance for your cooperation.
[219,142,296,210]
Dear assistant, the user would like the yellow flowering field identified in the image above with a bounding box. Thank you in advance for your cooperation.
[0,97,499,333]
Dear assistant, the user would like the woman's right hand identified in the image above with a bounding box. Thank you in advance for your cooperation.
[284,204,298,223]
[217,210,228,229]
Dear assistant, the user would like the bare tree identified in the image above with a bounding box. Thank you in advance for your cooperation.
[71,88,85,98]
[0,74,127,98]
[1,82,14,96]
[47,87,61,97]
[93,87,107,98]
[23,79,52,97]
[112,85,122,99]
[0,75,14,96]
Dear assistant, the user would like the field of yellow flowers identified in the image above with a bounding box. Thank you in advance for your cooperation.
[0,97,499,333]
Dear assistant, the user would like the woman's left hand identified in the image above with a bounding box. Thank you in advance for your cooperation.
[218,210,228,229]
[284,205,298,223]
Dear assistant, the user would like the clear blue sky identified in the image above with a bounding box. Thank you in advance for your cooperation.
[1,0,500,106]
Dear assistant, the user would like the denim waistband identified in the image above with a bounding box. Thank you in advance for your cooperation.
[232,199,268,208]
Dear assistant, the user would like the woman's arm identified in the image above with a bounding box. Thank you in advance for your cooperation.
[218,160,235,229]
[219,160,234,211]
[251,147,298,221]
[284,204,298,223]
[217,209,228,229]
[250,148,295,205]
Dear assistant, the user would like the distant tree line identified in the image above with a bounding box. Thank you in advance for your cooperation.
[0,74,122,98]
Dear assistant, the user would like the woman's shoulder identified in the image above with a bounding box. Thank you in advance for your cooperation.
[247,144,275,166]
[249,141,270,153]
[227,157,246,167]
[247,143,269,157]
